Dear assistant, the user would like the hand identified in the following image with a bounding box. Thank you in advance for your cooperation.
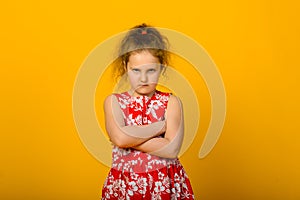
[159,120,166,135]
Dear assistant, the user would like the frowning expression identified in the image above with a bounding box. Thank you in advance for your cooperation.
[126,51,162,97]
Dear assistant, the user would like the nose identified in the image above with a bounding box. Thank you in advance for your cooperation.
[140,71,148,83]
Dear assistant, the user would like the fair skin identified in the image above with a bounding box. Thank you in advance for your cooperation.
[104,50,184,159]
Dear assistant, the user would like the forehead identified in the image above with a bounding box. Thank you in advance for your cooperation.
[128,51,159,67]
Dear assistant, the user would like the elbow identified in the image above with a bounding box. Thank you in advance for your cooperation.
[160,152,178,159]
[160,147,180,159]
[164,138,181,159]
[110,135,131,148]
[107,128,130,148]
[168,149,179,159]
[116,142,131,149]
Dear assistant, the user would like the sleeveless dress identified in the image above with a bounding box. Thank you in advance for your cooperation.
[101,90,194,199]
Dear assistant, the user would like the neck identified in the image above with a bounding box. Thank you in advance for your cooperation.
[129,89,156,97]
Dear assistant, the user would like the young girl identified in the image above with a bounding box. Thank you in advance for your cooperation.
[101,24,194,199]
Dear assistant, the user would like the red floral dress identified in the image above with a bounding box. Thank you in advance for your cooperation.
[101,90,194,199]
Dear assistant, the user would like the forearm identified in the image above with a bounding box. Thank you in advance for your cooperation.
[109,120,166,148]
[133,136,182,159]
[105,94,167,148]
[133,95,185,159]
[120,120,166,139]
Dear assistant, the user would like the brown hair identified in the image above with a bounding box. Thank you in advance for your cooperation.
[113,23,170,80]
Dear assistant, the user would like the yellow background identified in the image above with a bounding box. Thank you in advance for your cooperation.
[1,0,299,199]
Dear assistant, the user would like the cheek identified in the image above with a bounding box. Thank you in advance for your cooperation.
[127,72,139,84]
[148,72,160,82]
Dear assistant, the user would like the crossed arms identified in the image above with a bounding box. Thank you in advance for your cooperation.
[104,94,184,159]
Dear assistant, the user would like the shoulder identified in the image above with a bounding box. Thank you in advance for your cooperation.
[104,92,131,111]
[103,94,114,110]
[104,92,129,103]
[168,94,182,108]
[103,94,120,107]
[165,94,183,120]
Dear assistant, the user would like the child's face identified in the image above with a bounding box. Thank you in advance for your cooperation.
[126,51,161,97]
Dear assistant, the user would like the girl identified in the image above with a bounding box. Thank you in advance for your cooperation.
[101,23,194,199]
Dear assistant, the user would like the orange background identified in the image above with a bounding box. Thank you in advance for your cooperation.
[1,0,299,199]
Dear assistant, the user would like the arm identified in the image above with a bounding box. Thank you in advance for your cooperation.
[133,95,184,159]
[104,94,166,148]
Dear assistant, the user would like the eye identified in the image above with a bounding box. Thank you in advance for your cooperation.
[131,68,140,72]
[148,68,156,73]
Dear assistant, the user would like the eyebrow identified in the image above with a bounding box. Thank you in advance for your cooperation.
[129,66,139,70]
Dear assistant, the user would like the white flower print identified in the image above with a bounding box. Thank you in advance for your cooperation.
[130,159,137,165]
[117,96,128,109]
[136,177,148,195]
[135,114,142,125]
[171,183,181,197]
[133,151,140,157]
[135,97,143,108]
[162,177,170,189]
[147,100,163,119]
[171,193,177,200]
[106,179,126,198]
[150,108,158,120]
[182,182,188,190]
[154,181,165,193]
[174,173,180,182]
[126,114,136,125]
[128,181,138,196]
[102,91,194,199]
[181,190,191,199]
[151,192,162,200]
[105,192,110,199]
[148,173,153,189]
[137,157,143,165]
[107,184,113,195]
[158,171,164,180]
[130,172,138,180]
